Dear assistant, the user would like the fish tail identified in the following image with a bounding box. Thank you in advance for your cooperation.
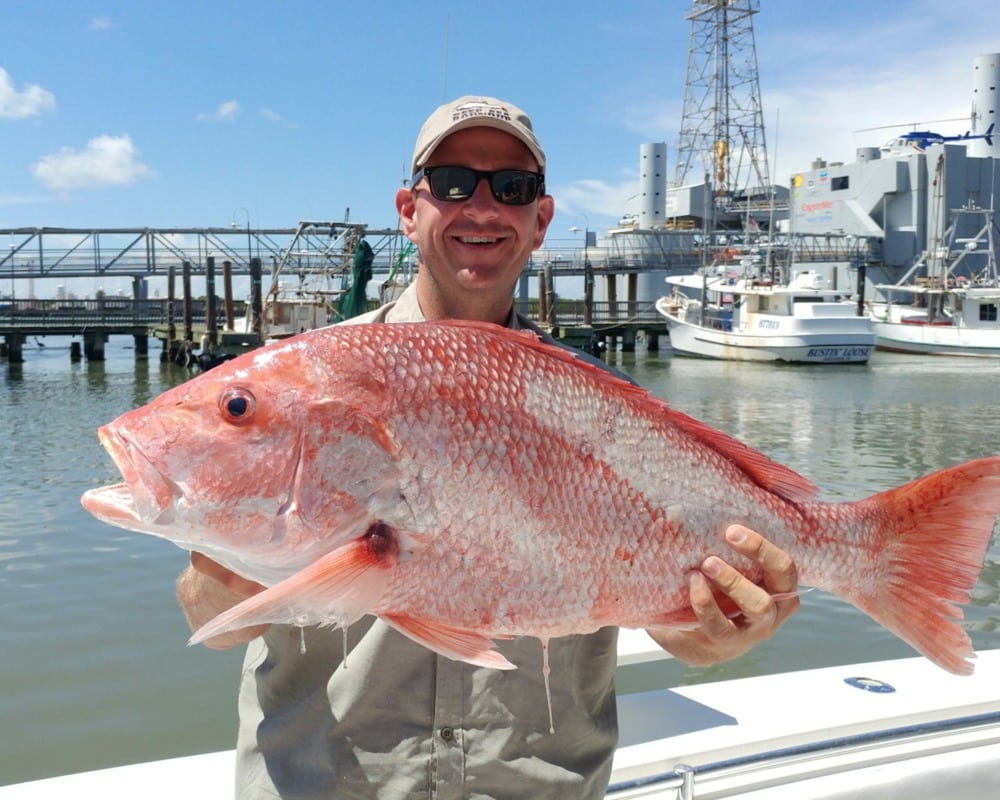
[847,455,1000,675]
[188,535,393,646]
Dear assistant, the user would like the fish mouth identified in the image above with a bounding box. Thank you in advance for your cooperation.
[81,425,178,529]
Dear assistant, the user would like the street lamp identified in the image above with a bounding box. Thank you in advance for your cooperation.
[231,207,252,269]
[232,207,264,337]
[569,214,595,266]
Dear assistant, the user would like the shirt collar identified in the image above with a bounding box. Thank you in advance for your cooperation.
[384,282,524,330]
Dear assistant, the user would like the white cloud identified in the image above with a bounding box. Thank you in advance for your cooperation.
[0,68,56,119]
[764,55,982,179]
[552,177,640,221]
[0,192,50,207]
[197,100,240,122]
[31,134,154,190]
[260,107,296,128]
[89,16,111,31]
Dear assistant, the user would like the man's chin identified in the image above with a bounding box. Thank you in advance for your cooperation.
[456,266,517,289]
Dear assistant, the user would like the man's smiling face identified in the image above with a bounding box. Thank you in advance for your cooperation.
[398,126,554,323]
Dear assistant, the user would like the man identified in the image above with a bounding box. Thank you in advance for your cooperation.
[178,95,800,799]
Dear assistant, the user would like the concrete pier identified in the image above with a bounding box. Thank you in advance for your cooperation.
[3,333,26,363]
[83,332,108,361]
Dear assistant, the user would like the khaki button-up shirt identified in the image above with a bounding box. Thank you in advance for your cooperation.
[235,284,620,799]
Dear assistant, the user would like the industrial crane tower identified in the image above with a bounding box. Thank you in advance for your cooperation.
[673,0,772,215]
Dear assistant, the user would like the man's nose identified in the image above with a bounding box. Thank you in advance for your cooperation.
[460,178,500,218]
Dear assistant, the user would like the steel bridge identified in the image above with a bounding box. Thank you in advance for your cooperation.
[0,222,881,291]
[0,222,405,283]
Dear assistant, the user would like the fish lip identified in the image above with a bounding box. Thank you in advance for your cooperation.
[86,424,178,525]
[81,482,143,526]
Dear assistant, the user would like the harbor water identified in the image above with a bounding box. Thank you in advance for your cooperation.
[2,336,999,786]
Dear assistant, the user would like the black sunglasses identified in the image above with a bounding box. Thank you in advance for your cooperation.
[412,165,545,206]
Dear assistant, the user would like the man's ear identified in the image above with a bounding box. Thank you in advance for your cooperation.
[396,187,418,243]
[532,193,556,250]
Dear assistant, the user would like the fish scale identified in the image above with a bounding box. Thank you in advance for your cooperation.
[81,319,1000,678]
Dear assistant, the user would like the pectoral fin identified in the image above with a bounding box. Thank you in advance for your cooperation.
[189,529,396,645]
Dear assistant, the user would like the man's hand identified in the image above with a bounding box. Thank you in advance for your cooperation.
[176,552,268,649]
[648,524,800,665]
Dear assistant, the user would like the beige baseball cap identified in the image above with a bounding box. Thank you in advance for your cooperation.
[410,95,546,176]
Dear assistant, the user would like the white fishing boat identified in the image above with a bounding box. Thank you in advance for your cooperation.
[867,203,1000,357]
[4,636,998,799]
[231,224,378,345]
[256,279,341,340]
[655,256,875,363]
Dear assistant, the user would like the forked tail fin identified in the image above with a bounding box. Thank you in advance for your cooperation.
[848,456,1000,675]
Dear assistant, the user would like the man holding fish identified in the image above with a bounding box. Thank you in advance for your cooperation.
[176,96,801,798]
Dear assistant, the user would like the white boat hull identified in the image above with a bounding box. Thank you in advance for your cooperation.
[665,317,874,362]
[5,645,999,800]
[657,297,874,363]
[869,304,1000,358]
[656,268,875,364]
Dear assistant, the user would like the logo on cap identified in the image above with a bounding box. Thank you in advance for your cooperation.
[452,102,513,124]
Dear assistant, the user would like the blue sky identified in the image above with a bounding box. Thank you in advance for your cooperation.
[3,0,1000,250]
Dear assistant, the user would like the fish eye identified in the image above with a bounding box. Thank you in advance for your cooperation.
[219,387,256,425]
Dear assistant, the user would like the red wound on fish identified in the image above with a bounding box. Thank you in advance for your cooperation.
[364,521,398,564]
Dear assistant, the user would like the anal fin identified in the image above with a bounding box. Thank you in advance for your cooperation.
[382,613,516,670]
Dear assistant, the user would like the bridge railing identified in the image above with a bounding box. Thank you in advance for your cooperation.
[521,299,665,327]
[0,298,250,328]
[1,297,664,331]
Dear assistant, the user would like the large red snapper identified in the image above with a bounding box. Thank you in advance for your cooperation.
[82,320,1000,675]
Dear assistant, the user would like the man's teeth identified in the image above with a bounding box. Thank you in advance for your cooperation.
[460,236,498,244]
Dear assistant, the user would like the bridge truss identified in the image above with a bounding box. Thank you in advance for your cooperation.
[0,222,407,284]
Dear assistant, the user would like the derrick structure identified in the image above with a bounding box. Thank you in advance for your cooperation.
[672,0,772,217]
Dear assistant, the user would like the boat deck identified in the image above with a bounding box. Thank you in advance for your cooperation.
[4,639,999,800]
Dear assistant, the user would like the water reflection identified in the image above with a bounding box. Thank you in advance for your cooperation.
[610,348,1000,670]
[3,362,24,384]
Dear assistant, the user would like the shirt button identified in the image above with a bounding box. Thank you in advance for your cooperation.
[439,726,455,742]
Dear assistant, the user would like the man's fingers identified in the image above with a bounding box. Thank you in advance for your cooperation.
[724,524,799,594]
[687,570,735,638]
[177,558,268,649]
[190,552,264,595]
[654,527,802,666]
[702,554,775,622]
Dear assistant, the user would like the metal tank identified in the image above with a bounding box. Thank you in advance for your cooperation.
[635,143,670,304]
[969,53,1000,159]
[638,142,667,229]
